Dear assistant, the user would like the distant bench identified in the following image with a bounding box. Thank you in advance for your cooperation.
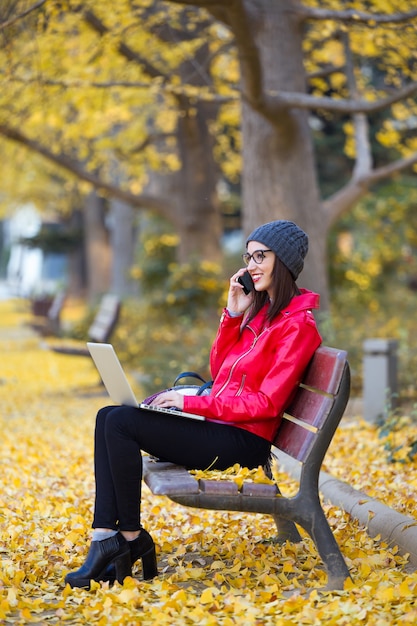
[29,291,66,336]
[143,345,351,591]
[50,294,121,356]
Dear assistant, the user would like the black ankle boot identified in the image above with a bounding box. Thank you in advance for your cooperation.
[104,528,158,583]
[65,532,131,589]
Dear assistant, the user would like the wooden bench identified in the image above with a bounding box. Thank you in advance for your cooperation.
[51,294,121,356]
[143,345,351,591]
[29,291,66,336]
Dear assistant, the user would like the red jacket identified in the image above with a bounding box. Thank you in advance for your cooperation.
[183,289,322,442]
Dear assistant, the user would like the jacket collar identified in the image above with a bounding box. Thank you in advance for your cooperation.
[282,289,320,315]
[246,289,320,334]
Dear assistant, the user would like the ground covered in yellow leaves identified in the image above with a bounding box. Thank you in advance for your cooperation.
[1,298,417,624]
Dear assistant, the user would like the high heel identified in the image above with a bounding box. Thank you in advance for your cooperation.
[104,528,158,583]
[65,532,131,589]
[140,542,158,580]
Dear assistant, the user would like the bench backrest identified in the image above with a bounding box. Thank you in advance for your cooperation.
[88,294,121,343]
[47,291,66,323]
[274,346,350,464]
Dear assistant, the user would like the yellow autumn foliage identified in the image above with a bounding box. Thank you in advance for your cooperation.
[2,298,417,624]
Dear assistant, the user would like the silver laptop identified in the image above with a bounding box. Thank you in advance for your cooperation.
[87,342,205,421]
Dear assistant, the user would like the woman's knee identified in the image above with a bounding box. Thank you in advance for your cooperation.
[101,405,136,439]
[96,405,120,432]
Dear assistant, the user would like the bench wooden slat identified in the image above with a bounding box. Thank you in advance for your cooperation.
[276,422,319,462]
[302,346,346,395]
[276,392,334,462]
[199,480,239,495]
[241,483,278,497]
[285,389,333,429]
[143,458,199,495]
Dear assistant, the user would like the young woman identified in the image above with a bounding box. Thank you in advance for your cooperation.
[65,220,322,589]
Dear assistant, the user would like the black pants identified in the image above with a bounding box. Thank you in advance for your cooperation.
[92,405,271,531]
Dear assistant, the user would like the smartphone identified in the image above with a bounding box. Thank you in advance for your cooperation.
[237,271,254,295]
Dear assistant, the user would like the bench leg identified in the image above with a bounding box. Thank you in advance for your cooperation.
[306,508,351,590]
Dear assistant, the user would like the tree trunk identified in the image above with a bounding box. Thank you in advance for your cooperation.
[108,199,137,297]
[173,98,222,263]
[146,98,222,265]
[84,191,111,300]
[67,208,86,297]
[240,0,329,309]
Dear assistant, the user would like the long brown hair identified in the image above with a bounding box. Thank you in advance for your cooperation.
[245,256,300,324]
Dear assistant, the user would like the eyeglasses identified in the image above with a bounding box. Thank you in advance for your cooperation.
[242,249,273,265]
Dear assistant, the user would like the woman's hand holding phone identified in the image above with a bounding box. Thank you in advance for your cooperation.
[227,269,254,314]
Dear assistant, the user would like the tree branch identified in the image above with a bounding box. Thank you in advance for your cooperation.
[0,0,47,31]
[341,31,372,178]
[1,75,159,89]
[129,132,176,155]
[0,124,170,213]
[367,152,417,185]
[300,6,417,25]
[82,9,164,80]
[164,0,229,7]
[269,81,417,115]
[3,74,236,103]
[322,152,417,226]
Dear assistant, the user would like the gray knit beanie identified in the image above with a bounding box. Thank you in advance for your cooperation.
[246,220,308,280]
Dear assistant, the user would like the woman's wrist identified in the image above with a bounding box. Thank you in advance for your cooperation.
[226,308,244,317]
